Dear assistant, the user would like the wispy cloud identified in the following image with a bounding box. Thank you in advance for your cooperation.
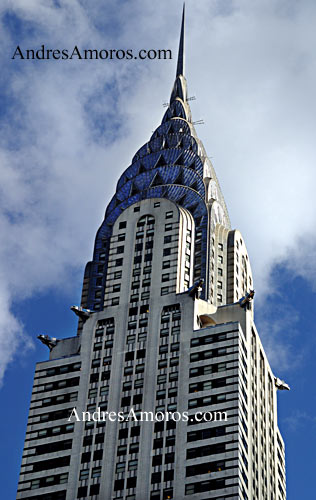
[1,0,316,382]
[283,410,316,432]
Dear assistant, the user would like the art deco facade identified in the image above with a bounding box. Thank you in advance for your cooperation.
[17,8,287,500]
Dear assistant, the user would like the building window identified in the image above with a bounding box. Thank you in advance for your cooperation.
[165,223,172,231]
[119,221,126,229]
[116,462,126,473]
[134,206,140,212]
[162,260,170,269]
[154,202,160,207]
[128,459,138,471]
[115,258,123,267]
[166,211,173,219]
[77,486,88,498]
[89,484,100,496]
[91,467,101,478]
[112,297,119,306]
[138,333,147,342]
[161,287,169,296]
[162,274,170,282]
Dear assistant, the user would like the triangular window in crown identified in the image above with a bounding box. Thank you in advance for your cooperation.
[150,172,164,187]
[154,154,166,168]
[177,193,187,206]
[130,182,139,197]
[138,163,147,175]
[190,180,198,191]
[174,170,185,186]
[176,153,185,166]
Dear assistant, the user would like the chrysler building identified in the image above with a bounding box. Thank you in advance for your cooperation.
[17,7,287,500]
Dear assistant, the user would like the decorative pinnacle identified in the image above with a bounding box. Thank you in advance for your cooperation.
[176,3,185,77]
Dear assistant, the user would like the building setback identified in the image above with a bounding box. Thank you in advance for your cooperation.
[17,7,287,500]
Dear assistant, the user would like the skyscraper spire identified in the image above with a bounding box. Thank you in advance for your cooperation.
[176,3,185,77]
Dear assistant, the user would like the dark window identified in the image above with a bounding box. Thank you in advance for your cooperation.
[81,452,91,463]
[125,352,134,361]
[119,221,127,229]
[139,318,148,327]
[137,349,146,359]
[154,421,164,433]
[93,449,103,461]
[152,455,162,466]
[165,452,175,464]
[89,484,100,496]
[127,477,137,488]
[165,436,175,447]
[153,438,163,449]
[163,488,173,500]
[77,486,88,498]
[133,394,143,405]
[151,472,161,484]
[123,381,132,390]
[121,396,131,406]
[114,479,124,491]
[146,241,154,249]
[164,235,172,243]
[95,433,105,444]
[101,371,110,381]
[140,304,149,314]
[163,248,171,256]
[131,426,140,437]
[83,435,93,446]
[119,428,128,439]
[115,258,123,266]
[129,443,139,453]
[164,470,174,481]
[90,373,99,383]
[117,246,124,254]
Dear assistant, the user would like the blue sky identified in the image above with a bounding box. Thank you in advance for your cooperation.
[1,0,316,498]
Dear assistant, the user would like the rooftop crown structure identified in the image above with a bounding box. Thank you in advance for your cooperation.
[17,7,287,500]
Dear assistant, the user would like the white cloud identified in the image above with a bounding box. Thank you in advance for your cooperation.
[0,0,316,381]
